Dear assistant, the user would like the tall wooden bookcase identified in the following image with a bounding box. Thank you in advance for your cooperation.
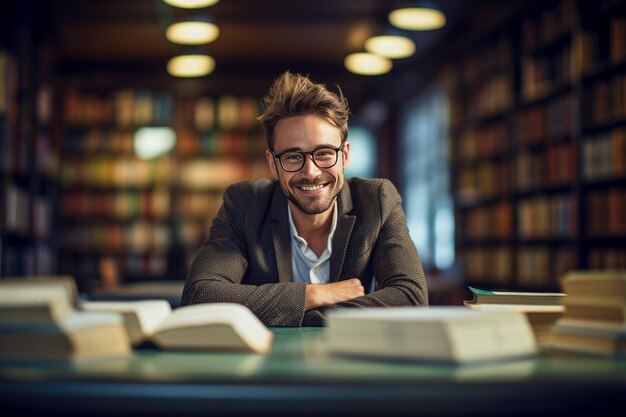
[0,14,58,279]
[56,85,269,290]
[448,0,626,291]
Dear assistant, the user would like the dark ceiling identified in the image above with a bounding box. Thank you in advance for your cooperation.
[2,0,512,111]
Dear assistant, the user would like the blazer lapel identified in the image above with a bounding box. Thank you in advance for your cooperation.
[330,183,355,282]
[269,184,292,283]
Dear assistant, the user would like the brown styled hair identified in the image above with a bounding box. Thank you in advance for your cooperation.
[257,71,350,150]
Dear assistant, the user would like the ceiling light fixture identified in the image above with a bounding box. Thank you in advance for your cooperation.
[162,0,220,9]
[166,20,220,45]
[344,52,392,76]
[389,6,446,31]
[167,54,215,77]
[364,35,416,59]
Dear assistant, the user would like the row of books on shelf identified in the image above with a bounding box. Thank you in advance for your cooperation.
[582,127,626,181]
[457,194,577,240]
[58,255,169,288]
[0,125,31,175]
[522,43,575,102]
[454,36,513,88]
[61,190,171,220]
[0,242,56,277]
[63,127,267,158]
[516,93,576,144]
[521,0,577,50]
[458,247,512,285]
[458,201,512,239]
[64,89,260,131]
[61,222,171,253]
[587,188,626,235]
[455,162,509,203]
[443,38,513,127]
[0,50,11,116]
[3,185,54,237]
[177,95,260,132]
[59,157,174,187]
[585,73,626,127]
[588,248,626,269]
[60,189,226,220]
[450,89,577,166]
[179,159,270,189]
[175,218,211,248]
[446,73,513,129]
[516,144,575,190]
[59,157,270,189]
[458,245,576,288]
[453,122,508,161]
[580,18,626,73]
[64,89,173,127]
[516,246,576,287]
[175,128,266,157]
[517,194,576,238]
[176,191,222,218]
[462,73,513,123]
[2,127,58,176]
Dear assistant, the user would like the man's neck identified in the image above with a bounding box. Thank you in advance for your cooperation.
[289,200,335,252]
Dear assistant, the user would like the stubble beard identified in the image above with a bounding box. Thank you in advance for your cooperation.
[283,174,344,215]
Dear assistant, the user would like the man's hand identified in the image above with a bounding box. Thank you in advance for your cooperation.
[305,278,365,311]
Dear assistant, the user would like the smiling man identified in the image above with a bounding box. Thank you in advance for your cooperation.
[181,71,428,326]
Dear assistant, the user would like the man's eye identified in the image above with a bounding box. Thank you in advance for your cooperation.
[315,150,333,158]
[284,154,303,161]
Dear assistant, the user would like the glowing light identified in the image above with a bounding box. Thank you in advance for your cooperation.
[166,21,219,45]
[134,127,176,160]
[344,53,392,76]
[167,55,215,77]
[365,35,416,59]
[389,7,446,31]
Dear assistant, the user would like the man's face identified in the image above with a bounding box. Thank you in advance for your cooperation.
[265,114,350,216]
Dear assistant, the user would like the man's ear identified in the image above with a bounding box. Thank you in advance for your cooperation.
[265,149,278,178]
[341,140,350,170]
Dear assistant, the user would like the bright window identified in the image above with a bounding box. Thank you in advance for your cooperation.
[400,86,454,270]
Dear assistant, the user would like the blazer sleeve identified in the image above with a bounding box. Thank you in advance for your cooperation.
[302,179,428,326]
[181,183,308,327]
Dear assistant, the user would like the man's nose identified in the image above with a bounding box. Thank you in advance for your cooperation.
[300,154,322,178]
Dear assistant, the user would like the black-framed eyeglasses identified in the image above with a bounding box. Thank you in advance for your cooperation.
[270,143,345,172]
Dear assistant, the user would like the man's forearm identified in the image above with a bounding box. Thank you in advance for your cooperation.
[304,278,365,310]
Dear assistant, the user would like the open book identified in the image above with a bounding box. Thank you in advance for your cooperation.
[326,306,537,364]
[0,281,131,359]
[80,300,274,354]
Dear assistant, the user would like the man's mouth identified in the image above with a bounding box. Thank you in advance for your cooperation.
[298,184,326,191]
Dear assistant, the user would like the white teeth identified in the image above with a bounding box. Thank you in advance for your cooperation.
[300,185,324,191]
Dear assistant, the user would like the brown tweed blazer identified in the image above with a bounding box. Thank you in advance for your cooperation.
[181,177,428,326]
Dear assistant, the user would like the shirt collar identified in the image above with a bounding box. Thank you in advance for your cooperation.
[287,201,338,249]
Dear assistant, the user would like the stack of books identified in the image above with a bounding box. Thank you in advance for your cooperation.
[0,276,274,359]
[463,286,565,343]
[0,277,131,359]
[547,270,626,356]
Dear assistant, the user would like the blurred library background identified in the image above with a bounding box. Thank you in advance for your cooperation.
[0,0,625,304]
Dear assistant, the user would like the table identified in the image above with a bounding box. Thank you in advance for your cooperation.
[1,328,625,416]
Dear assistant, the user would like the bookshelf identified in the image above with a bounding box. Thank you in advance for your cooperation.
[56,88,269,290]
[0,28,58,278]
[448,0,626,291]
